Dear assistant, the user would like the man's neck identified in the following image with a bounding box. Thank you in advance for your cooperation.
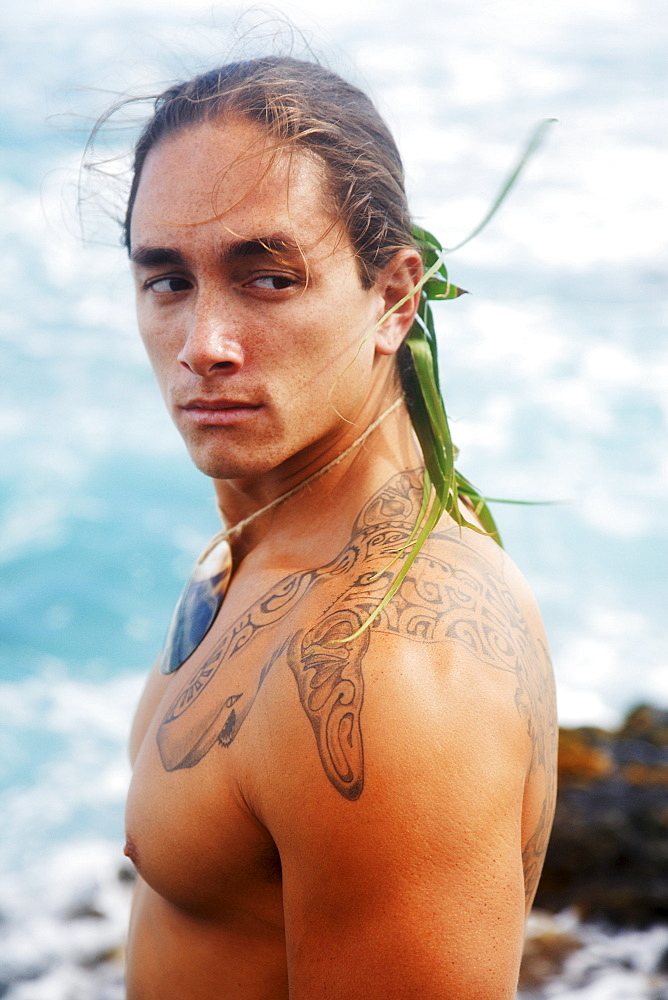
[212,399,421,570]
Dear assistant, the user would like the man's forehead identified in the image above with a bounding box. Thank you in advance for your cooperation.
[133,120,333,234]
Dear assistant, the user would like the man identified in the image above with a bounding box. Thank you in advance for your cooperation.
[121,56,557,998]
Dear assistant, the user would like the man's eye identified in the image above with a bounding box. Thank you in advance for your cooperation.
[147,276,192,293]
[248,274,296,291]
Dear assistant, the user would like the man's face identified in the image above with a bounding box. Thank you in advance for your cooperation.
[130,118,392,485]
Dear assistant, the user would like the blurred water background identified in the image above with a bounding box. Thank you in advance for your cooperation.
[1,0,666,995]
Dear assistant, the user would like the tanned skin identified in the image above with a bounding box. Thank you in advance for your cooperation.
[124,118,557,1000]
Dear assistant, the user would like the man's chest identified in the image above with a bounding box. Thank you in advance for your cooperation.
[123,543,377,911]
[125,624,292,920]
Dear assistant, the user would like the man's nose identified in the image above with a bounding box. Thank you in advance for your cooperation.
[177,296,244,377]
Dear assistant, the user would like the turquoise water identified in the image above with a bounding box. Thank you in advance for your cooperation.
[0,1,666,993]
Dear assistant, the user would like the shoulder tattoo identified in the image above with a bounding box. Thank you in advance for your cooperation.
[156,467,556,890]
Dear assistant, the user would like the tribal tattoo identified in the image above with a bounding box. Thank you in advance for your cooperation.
[156,472,423,791]
[156,469,556,891]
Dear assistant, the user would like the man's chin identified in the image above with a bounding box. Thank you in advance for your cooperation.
[185,445,279,483]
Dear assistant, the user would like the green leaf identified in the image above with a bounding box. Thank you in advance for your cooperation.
[333,121,558,643]
[438,118,558,255]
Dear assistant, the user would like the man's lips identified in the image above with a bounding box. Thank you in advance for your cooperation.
[179,399,262,426]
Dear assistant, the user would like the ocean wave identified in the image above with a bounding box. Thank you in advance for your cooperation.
[0,839,131,1000]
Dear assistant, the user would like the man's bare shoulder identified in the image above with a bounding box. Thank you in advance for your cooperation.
[230,472,555,998]
[150,468,554,794]
[285,466,554,749]
[243,470,557,905]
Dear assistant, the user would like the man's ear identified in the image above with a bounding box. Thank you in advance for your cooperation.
[373,248,423,356]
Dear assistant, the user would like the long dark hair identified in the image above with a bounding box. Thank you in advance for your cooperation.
[122,56,417,290]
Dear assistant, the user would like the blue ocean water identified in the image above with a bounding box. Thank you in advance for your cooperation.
[1,1,667,994]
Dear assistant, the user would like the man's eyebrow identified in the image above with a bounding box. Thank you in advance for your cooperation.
[130,237,304,270]
[130,246,187,269]
[219,235,303,264]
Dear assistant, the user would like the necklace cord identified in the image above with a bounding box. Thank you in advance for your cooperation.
[198,397,403,565]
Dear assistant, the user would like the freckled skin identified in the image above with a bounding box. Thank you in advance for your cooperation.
[124,119,557,1000]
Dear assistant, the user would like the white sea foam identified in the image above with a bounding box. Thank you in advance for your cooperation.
[0,838,130,999]
[0,671,141,875]
[519,911,668,999]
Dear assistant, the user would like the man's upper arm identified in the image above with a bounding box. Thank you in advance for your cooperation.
[261,634,530,1000]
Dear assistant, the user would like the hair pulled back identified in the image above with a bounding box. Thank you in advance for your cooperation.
[124,56,416,286]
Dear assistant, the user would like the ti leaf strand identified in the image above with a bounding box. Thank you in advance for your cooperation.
[340,119,557,642]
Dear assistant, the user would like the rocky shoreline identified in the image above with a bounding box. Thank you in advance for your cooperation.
[537,704,668,928]
[519,704,668,996]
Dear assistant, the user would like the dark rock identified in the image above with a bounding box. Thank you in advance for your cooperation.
[620,706,668,748]
[657,945,668,975]
[79,945,124,969]
[118,862,137,884]
[557,728,615,783]
[63,902,106,921]
[534,704,668,928]
[0,965,47,994]
[518,928,583,991]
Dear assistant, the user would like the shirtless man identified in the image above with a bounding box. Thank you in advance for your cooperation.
[122,56,557,999]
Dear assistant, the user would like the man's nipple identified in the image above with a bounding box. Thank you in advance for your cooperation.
[124,834,140,868]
